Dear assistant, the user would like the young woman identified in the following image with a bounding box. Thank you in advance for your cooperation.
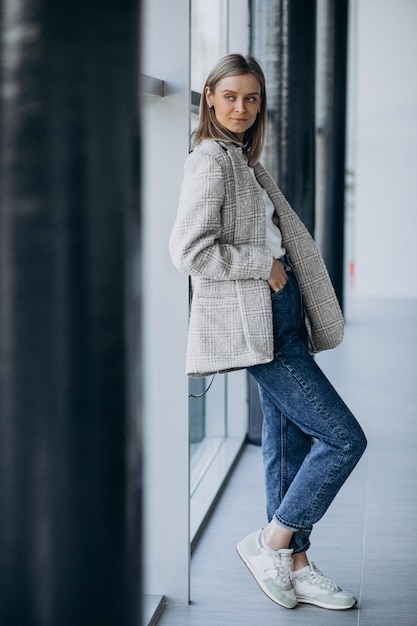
[169,54,367,611]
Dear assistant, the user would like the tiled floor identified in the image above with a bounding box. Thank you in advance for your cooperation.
[157,298,417,626]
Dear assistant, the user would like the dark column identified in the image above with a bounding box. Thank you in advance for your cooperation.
[0,0,142,624]
[315,0,349,307]
[251,0,316,235]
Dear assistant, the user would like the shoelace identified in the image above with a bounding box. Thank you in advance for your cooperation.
[270,552,293,586]
[307,564,339,591]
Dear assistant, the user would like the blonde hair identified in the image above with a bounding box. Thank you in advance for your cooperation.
[193,54,267,165]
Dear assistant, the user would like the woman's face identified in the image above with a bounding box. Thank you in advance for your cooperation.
[205,73,261,141]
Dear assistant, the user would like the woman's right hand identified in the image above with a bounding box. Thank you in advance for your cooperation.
[268,258,291,292]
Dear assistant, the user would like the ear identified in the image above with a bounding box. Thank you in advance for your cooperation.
[205,85,213,107]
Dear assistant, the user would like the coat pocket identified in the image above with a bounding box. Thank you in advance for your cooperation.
[186,279,274,376]
[236,279,273,356]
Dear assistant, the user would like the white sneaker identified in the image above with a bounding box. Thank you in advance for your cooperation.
[292,562,357,610]
[236,529,297,609]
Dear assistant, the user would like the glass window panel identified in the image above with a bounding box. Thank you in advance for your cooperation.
[189,375,226,494]
[189,1,230,499]
[191,0,228,93]
[189,0,249,541]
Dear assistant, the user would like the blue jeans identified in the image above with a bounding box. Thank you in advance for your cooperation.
[248,259,367,553]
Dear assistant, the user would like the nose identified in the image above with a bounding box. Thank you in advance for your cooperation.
[235,98,246,112]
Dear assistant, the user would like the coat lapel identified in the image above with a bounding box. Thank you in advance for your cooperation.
[254,162,345,354]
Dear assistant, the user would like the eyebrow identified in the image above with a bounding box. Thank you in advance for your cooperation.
[220,89,260,96]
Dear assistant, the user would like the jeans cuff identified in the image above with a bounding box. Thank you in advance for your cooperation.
[273,513,313,534]
[291,536,311,554]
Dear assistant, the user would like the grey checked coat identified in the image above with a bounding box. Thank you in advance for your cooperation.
[169,140,344,377]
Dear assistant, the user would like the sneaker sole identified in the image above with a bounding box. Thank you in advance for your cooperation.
[236,544,297,610]
[296,595,357,610]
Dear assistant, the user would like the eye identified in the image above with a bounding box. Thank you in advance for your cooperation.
[246,96,258,102]
[224,95,235,101]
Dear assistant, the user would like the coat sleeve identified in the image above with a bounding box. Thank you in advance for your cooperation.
[169,151,273,281]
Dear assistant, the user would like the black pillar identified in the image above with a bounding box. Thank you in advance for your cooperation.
[0,0,142,624]
[315,0,349,308]
[251,0,316,235]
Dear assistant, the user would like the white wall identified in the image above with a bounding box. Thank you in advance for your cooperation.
[142,0,191,604]
[352,0,417,298]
